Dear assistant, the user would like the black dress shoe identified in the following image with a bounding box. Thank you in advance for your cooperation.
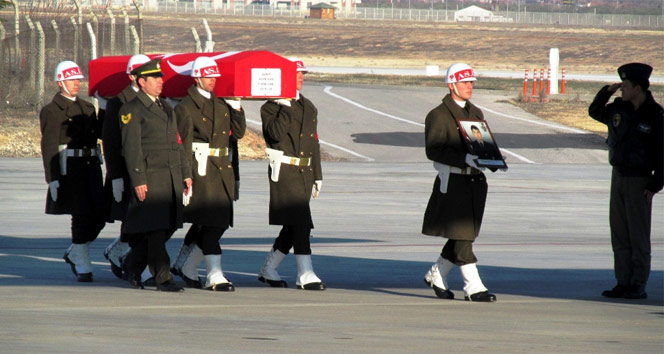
[143,277,156,287]
[601,284,628,298]
[121,260,144,289]
[63,253,93,282]
[208,282,235,292]
[181,275,203,289]
[424,279,454,299]
[623,285,647,299]
[157,280,184,292]
[297,282,326,290]
[465,291,497,302]
[258,276,288,288]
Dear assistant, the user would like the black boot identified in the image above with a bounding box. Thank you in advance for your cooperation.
[465,291,497,302]
[157,280,184,292]
[424,279,454,299]
[601,284,628,298]
[623,285,647,299]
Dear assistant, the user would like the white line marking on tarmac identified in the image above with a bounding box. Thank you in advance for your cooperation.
[474,103,589,134]
[246,118,374,161]
[323,86,535,164]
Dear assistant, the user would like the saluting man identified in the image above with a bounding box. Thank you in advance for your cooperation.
[257,58,325,291]
[39,60,106,282]
[101,54,152,282]
[119,59,192,292]
[171,56,246,291]
[421,63,497,302]
[589,63,663,300]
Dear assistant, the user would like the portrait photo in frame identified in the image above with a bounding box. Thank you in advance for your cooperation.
[456,118,508,170]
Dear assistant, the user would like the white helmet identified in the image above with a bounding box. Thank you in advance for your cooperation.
[445,63,476,84]
[191,56,220,78]
[126,54,151,74]
[288,57,308,72]
[54,60,84,82]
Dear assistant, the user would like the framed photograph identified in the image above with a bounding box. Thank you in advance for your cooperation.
[456,118,508,170]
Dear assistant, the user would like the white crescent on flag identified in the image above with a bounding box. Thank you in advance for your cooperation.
[165,51,241,75]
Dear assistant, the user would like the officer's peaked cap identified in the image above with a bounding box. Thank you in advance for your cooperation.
[131,58,164,77]
[617,63,652,88]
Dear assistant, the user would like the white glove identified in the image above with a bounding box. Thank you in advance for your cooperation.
[465,154,481,169]
[312,180,322,199]
[183,185,192,207]
[49,180,59,201]
[224,98,242,110]
[111,178,124,202]
[95,91,107,110]
[234,180,240,201]
[273,98,291,107]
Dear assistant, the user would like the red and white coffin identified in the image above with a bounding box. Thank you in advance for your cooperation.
[88,51,297,99]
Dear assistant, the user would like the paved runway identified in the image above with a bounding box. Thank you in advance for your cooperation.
[1,84,662,353]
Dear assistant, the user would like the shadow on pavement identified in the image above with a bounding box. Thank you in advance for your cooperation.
[0,235,661,307]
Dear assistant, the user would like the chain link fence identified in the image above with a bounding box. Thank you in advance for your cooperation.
[0,4,142,112]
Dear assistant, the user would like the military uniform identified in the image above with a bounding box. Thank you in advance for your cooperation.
[39,92,106,280]
[588,63,663,299]
[118,61,192,290]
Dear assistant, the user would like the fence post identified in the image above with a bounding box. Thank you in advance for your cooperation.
[86,23,97,61]
[191,27,202,53]
[51,20,60,65]
[129,25,139,55]
[70,16,79,63]
[89,10,99,56]
[36,21,45,108]
[122,8,130,54]
[131,0,144,53]
[11,0,20,71]
[106,7,116,55]
[0,22,5,76]
[202,19,215,52]
[25,16,35,89]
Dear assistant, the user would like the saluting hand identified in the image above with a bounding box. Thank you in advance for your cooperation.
[608,83,622,94]
[135,184,148,202]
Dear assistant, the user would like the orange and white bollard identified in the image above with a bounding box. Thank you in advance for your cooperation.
[539,68,544,95]
[546,67,551,95]
[522,68,529,102]
[561,68,566,94]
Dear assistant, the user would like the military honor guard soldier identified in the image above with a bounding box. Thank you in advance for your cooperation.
[589,63,663,300]
[100,54,154,284]
[118,59,193,292]
[170,56,246,291]
[257,58,326,290]
[421,63,497,302]
[39,60,106,282]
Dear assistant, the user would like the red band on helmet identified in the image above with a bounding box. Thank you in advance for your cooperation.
[453,69,475,82]
[199,65,220,77]
[62,67,82,79]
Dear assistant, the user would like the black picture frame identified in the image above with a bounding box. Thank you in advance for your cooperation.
[456,118,508,170]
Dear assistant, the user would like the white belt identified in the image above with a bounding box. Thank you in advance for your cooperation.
[449,166,477,175]
[65,148,99,157]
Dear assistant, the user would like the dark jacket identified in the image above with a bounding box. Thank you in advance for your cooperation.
[119,90,192,233]
[422,94,487,240]
[175,85,246,228]
[39,93,104,216]
[261,95,322,226]
[102,85,138,221]
[589,86,664,193]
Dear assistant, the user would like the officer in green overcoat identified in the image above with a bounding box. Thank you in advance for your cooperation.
[119,59,192,292]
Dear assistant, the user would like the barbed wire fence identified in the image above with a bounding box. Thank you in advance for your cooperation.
[0,2,143,113]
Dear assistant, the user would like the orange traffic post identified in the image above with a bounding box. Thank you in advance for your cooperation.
[522,68,529,101]
[561,67,566,94]
[539,68,544,95]
[546,67,551,95]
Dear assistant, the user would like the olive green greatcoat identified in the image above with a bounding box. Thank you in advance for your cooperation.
[39,93,104,217]
[102,85,138,221]
[261,95,322,227]
[119,90,192,234]
[422,94,488,241]
[175,85,247,228]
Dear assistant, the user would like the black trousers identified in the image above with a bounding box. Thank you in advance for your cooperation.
[125,229,175,285]
[183,224,227,255]
[441,239,477,266]
[71,214,105,244]
[273,225,312,255]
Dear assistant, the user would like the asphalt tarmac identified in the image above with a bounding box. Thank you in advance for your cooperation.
[1,84,662,353]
